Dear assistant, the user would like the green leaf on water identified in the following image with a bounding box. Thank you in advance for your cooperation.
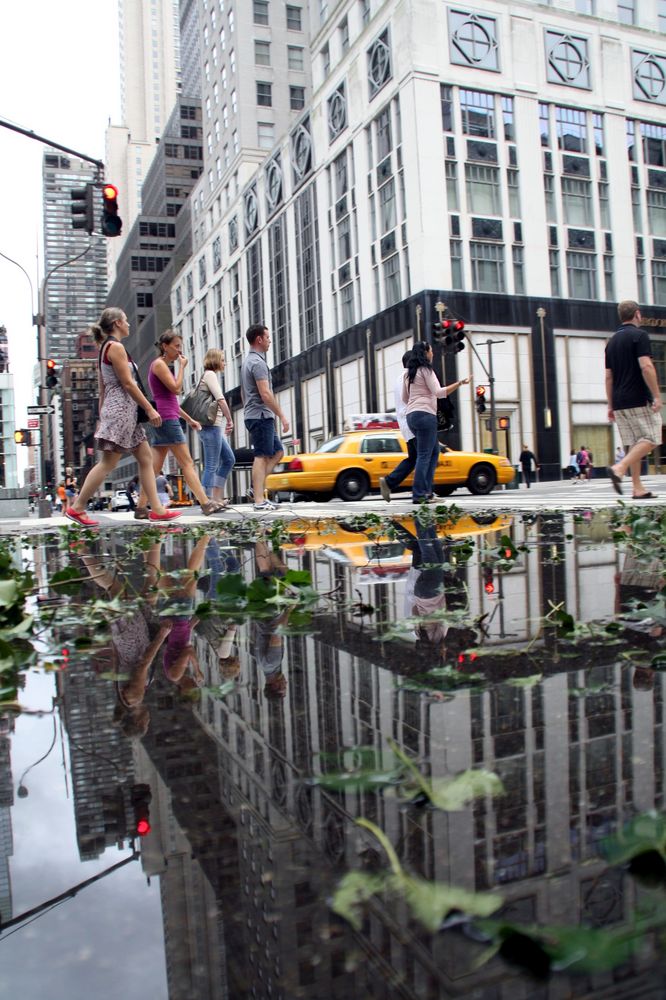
[0,580,18,606]
[506,674,543,688]
[331,872,387,930]
[601,811,666,866]
[421,769,505,812]
[395,874,502,933]
[49,567,83,595]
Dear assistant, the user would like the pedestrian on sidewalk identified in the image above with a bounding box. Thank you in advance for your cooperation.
[241,324,289,512]
[136,330,227,518]
[198,348,235,506]
[380,350,416,502]
[576,446,590,482]
[402,342,469,504]
[65,307,181,527]
[605,300,663,499]
[518,444,539,488]
[568,451,580,482]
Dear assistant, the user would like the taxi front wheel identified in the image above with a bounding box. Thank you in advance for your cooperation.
[336,470,369,502]
[467,463,497,495]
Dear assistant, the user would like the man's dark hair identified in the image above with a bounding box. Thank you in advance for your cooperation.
[617,300,640,323]
[246,323,268,346]
[401,350,413,368]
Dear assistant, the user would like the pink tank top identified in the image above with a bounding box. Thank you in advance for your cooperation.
[148,361,181,419]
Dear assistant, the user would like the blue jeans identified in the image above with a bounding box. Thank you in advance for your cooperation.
[384,437,417,490]
[200,425,235,493]
[406,411,439,502]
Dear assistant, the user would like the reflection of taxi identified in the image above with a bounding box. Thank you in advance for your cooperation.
[282,513,512,573]
[267,430,514,501]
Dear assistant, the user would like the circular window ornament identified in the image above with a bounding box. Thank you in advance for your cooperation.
[328,88,347,140]
[453,19,493,64]
[244,188,258,233]
[635,55,666,102]
[368,36,391,95]
[265,158,283,210]
[292,124,312,180]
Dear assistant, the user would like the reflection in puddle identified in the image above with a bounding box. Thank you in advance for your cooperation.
[2,507,666,997]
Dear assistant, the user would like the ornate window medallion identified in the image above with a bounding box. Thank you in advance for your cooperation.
[449,10,499,72]
[328,85,347,142]
[632,50,666,105]
[545,30,591,89]
[367,29,392,99]
[265,156,283,213]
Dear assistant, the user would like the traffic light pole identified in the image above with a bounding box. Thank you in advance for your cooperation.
[467,337,505,455]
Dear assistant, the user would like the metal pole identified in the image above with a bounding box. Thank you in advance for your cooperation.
[486,339,499,455]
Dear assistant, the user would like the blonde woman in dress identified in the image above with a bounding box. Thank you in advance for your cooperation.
[65,308,181,527]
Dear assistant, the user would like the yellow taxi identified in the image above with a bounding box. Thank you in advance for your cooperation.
[267,426,514,501]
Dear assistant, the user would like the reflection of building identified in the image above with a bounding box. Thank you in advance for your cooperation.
[0,716,15,923]
[60,358,98,481]
[0,325,19,489]
[58,656,134,860]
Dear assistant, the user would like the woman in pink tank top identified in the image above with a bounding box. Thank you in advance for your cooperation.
[136,330,226,517]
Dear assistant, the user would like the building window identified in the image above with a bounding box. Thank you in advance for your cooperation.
[544,173,557,222]
[445,160,459,211]
[470,242,505,292]
[593,114,604,155]
[253,0,269,24]
[660,0,666,31]
[539,102,551,147]
[257,82,272,107]
[441,84,453,132]
[450,239,463,289]
[561,177,593,226]
[379,179,396,233]
[360,0,370,27]
[653,260,666,304]
[288,45,304,70]
[512,245,525,295]
[339,17,349,53]
[286,5,302,30]
[269,216,292,362]
[617,0,634,24]
[213,236,222,271]
[647,189,666,236]
[603,255,615,300]
[507,169,521,217]
[460,89,495,138]
[319,0,328,24]
[338,215,352,262]
[340,282,355,328]
[290,86,305,111]
[383,253,401,306]
[258,122,275,149]
[321,43,330,76]
[549,249,561,296]
[294,185,323,348]
[255,40,270,65]
[567,251,597,298]
[246,239,264,324]
[637,253,647,301]
[556,106,587,153]
[576,0,595,11]
[465,163,501,215]
[502,97,514,141]
[599,182,611,229]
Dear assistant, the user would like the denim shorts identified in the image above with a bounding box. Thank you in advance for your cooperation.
[150,418,186,447]
[245,417,283,458]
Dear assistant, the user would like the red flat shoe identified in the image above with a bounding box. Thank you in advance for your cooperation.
[65,507,99,528]
[148,510,182,522]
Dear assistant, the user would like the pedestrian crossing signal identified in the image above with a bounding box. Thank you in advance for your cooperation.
[14,429,31,446]
[475,385,487,414]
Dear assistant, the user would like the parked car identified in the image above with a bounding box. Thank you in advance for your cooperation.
[266,430,515,501]
[110,489,131,512]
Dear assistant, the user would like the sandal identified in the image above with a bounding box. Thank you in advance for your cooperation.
[201,500,228,515]
[134,507,150,520]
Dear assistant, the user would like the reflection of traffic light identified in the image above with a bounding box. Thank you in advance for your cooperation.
[131,783,152,837]
[101,183,123,237]
[475,385,487,414]
[14,429,31,446]
[45,359,59,389]
[70,183,95,234]
[483,565,495,594]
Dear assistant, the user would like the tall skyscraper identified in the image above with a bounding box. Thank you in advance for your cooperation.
[41,151,108,361]
[105,0,183,283]
[0,325,20,489]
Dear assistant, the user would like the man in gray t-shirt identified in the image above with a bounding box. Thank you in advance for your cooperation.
[240,324,290,511]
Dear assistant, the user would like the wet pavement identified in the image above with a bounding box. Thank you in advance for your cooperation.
[1,503,665,999]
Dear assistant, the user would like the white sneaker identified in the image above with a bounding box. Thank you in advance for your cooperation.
[253,499,277,511]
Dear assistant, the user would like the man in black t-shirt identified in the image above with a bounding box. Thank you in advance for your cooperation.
[605,300,662,499]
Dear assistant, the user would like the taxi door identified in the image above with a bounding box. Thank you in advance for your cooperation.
[358,434,406,486]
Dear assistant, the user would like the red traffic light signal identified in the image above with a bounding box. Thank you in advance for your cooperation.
[483,565,495,595]
[443,318,466,353]
[475,385,487,414]
[101,183,123,237]
[45,358,59,389]
[131,783,152,837]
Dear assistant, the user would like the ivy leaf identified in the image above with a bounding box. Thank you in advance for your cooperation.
[0,580,18,606]
[393,874,502,933]
[417,769,505,812]
[331,872,387,930]
[601,812,666,866]
[506,674,543,688]
[49,567,83,595]
[216,574,247,599]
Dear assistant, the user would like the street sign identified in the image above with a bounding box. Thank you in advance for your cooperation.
[27,405,55,415]
[27,418,40,429]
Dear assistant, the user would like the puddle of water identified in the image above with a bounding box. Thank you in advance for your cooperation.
[1,507,665,998]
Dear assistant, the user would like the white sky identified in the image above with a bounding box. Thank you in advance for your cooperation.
[0,0,120,445]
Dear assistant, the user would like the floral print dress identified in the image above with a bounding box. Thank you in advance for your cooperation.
[96,341,147,453]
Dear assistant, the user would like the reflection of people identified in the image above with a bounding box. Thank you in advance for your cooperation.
[402,342,469,504]
[241,325,290,512]
[199,348,235,506]
[518,445,539,489]
[251,540,288,697]
[136,330,227,518]
[606,300,663,499]
[66,308,180,527]
[380,350,415,503]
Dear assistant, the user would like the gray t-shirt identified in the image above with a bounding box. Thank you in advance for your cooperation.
[241,349,272,420]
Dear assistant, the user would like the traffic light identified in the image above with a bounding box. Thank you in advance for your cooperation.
[131,783,152,837]
[432,321,445,343]
[101,183,122,237]
[70,183,95,234]
[443,318,466,354]
[475,385,487,414]
[483,565,495,595]
[45,358,59,389]
[498,416,510,430]
[14,429,31,446]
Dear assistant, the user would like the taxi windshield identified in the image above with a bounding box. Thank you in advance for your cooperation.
[314,436,345,453]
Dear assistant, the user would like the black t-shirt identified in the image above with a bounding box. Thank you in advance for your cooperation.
[604,324,653,411]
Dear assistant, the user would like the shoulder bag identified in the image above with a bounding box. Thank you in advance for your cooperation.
[98,339,155,423]
[181,375,218,426]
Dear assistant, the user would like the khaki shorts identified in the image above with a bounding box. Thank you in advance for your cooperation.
[615,405,662,451]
